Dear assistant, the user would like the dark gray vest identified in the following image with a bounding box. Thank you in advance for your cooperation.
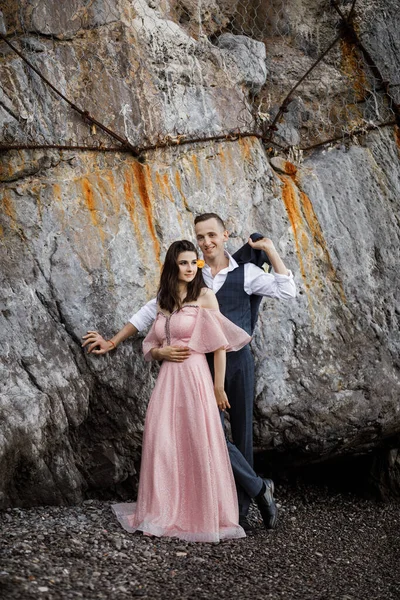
[216,265,253,336]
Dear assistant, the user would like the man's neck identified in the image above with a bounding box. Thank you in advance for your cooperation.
[205,252,230,277]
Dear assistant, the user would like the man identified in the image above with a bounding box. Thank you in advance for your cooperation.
[83,213,296,531]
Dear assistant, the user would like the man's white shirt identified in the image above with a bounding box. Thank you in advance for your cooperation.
[129,252,296,332]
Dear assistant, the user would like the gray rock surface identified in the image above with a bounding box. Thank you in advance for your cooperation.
[215,33,268,94]
[1,0,400,507]
[0,1,256,147]
[254,129,400,466]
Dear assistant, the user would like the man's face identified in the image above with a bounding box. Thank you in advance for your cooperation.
[194,218,229,261]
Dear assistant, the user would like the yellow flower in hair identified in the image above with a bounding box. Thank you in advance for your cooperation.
[196,259,205,268]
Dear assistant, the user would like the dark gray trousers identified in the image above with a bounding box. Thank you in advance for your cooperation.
[207,346,263,517]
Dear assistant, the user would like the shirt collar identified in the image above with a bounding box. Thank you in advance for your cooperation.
[202,251,239,275]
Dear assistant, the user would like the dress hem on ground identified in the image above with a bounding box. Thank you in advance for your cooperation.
[111,503,246,543]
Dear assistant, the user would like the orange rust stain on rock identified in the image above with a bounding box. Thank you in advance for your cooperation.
[280,175,346,307]
[394,126,400,151]
[340,38,367,100]
[123,172,137,222]
[132,161,161,261]
[2,194,17,224]
[82,179,96,218]
[191,155,201,181]
[218,149,227,169]
[162,173,170,187]
[279,175,308,283]
[124,172,146,238]
[217,147,236,189]
[99,172,119,215]
[156,171,182,224]
[154,172,163,192]
[162,173,175,202]
[238,136,252,161]
[124,171,147,252]
[285,161,298,178]
[81,178,105,244]
[53,183,62,202]
[299,191,346,301]
[216,149,230,186]
[35,193,43,222]
[300,191,325,250]
[174,170,189,209]
[155,172,174,203]
[1,193,23,239]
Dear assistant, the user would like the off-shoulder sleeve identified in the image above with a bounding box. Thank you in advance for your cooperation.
[188,308,251,354]
[142,317,162,362]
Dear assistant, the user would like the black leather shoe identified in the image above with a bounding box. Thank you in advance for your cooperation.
[239,516,256,532]
[255,478,278,530]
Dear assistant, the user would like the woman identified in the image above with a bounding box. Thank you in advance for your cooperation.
[83,241,251,542]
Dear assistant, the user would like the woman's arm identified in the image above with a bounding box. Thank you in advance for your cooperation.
[150,346,191,362]
[213,347,230,410]
[82,322,138,354]
[197,288,230,408]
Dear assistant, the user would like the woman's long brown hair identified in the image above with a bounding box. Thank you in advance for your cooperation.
[157,240,206,313]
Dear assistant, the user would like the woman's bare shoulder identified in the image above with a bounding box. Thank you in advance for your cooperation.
[197,287,219,309]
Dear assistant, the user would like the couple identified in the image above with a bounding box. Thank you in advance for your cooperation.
[83,213,296,542]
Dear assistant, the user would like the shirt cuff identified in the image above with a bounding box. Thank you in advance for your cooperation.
[274,269,294,280]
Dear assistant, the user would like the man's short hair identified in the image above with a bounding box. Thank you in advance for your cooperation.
[194,213,226,230]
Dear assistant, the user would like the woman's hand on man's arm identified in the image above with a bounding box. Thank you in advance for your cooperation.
[151,346,191,362]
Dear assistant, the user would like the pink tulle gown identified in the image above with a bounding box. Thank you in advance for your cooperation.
[112,305,251,543]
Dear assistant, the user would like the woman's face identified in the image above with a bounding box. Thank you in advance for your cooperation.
[177,251,198,284]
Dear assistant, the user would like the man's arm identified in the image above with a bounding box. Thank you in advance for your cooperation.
[245,237,296,299]
[82,297,192,362]
[82,322,138,355]
[82,298,158,354]
[129,298,158,331]
[248,236,290,275]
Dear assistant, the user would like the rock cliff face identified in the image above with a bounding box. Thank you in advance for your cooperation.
[1,0,400,507]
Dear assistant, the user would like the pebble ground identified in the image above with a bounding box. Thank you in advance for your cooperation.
[1,484,399,600]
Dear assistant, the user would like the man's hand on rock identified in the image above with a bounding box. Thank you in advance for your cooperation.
[82,331,113,354]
